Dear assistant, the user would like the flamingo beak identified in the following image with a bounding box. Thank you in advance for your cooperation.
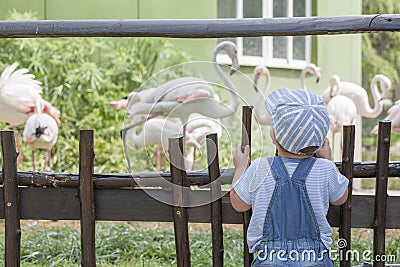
[316,78,320,84]
[230,56,239,76]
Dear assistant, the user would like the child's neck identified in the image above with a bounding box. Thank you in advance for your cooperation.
[276,149,311,159]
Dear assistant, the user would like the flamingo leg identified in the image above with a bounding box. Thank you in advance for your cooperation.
[43,150,51,172]
[31,150,36,172]
[13,126,22,167]
[191,146,197,170]
[155,146,162,172]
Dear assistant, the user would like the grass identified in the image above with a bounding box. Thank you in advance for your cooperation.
[0,222,398,266]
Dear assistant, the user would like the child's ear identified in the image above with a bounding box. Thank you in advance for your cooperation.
[270,128,276,145]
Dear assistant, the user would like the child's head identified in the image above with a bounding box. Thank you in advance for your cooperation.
[265,88,330,156]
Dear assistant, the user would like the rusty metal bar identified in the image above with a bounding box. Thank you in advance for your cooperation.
[1,14,400,38]
[1,130,21,267]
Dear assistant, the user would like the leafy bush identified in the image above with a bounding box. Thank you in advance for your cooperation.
[0,11,190,173]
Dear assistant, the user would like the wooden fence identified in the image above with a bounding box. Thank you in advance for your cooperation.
[0,106,400,267]
[1,13,400,267]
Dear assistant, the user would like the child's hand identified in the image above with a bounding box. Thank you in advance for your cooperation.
[233,145,250,169]
[316,139,332,160]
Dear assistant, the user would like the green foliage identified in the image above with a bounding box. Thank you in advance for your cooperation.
[0,11,190,173]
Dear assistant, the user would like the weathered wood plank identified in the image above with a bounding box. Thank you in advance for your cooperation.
[0,161,399,189]
[169,135,191,267]
[373,121,391,267]
[1,15,400,38]
[241,106,253,267]
[1,131,21,267]
[206,133,224,267]
[79,130,96,267]
[339,125,355,267]
[0,188,396,227]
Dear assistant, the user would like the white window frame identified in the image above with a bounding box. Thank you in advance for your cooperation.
[217,0,312,70]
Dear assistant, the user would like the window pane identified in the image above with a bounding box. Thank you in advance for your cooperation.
[273,0,287,17]
[243,0,262,18]
[294,0,306,17]
[218,0,236,18]
[293,36,305,60]
[273,37,287,59]
[244,37,262,56]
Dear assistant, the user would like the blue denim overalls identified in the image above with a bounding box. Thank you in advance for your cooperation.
[252,156,334,266]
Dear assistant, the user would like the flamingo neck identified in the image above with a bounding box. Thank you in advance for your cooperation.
[254,71,271,125]
[368,76,384,117]
[300,68,308,89]
[212,50,240,118]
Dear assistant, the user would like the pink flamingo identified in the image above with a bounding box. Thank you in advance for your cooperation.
[300,63,321,89]
[0,62,60,167]
[326,75,357,159]
[321,74,391,118]
[121,41,239,169]
[252,65,272,126]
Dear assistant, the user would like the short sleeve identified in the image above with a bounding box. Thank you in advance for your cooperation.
[328,162,349,202]
[232,158,262,205]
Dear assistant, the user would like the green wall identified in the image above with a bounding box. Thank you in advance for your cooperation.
[0,0,363,161]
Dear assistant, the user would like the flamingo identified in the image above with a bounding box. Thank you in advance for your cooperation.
[0,62,61,166]
[300,63,321,89]
[22,101,59,172]
[321,74,392,118]
[184,114,223,170]
[326,75,357,159]
[370,100,400,135]
[121,41,240,169]
[252,65,272,126]
[111,94,223,171]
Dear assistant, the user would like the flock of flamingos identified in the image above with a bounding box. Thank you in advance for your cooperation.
[0,41,394,173]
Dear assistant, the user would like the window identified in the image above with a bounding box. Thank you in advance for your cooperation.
[217,0,311,69]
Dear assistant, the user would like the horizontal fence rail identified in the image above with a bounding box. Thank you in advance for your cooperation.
[0,161,399,188]
[1,14,400,38]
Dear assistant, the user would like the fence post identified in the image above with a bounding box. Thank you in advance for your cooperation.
[169,134,191,267]
[206,133,224,267]
[241,106,253,267]
[339,124,355,267]
[1,131,21,267]
[79,130,96,267]
[373,121,391,267]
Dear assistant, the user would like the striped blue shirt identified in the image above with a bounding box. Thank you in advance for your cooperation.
[233,157,349,253]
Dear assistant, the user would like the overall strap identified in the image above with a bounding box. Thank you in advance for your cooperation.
[291,157,317,182]
[270,156,316,182]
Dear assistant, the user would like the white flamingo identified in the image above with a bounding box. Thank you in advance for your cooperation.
[184,114,223,170]
[300,63,321,89]
[326,75,357,159]
[0,62,60,166]
[252,65,272,126]
[370,100,400,135]
[321,74,392,118]
[111,95,223,171]
[121,41,240,169]
[22,101,59,172]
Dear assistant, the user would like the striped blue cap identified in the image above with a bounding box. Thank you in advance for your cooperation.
[265,88,330,155]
